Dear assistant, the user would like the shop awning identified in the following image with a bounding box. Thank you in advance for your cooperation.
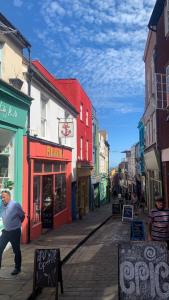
[144,149,159,170]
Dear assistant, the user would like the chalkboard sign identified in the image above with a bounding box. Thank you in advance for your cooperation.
[33,249,63,300]
[122,205,133,222]
[112,203,121,215]
[118,242,169,300]
[131,221,145,241]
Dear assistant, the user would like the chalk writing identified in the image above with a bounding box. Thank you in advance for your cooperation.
[119,242,169,300]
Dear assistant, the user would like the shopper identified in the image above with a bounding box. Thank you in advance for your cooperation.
[0,190,25,275]
[148,195,169,249]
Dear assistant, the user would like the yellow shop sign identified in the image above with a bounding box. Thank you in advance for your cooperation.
[46,146,62,158]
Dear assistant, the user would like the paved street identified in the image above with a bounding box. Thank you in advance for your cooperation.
[0,204,112,300]
[37,218,130,300]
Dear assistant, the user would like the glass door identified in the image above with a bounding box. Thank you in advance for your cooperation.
[42,175,53,228]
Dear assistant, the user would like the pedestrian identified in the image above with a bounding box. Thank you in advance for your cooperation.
[0,190,25,275]
[148,195,169,249]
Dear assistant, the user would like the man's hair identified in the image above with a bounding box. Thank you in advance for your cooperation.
[1,190,11,196]
[154,194,164,202]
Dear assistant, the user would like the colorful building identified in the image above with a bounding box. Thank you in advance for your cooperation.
[22,61,78,242]
[0,13,32,234]
[91,106,100,209]
[99,130,110,204]
[54,79,93,219]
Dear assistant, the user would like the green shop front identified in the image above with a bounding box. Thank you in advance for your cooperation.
[0,79,31,230]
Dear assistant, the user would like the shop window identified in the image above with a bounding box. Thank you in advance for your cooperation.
[53,162,60,172]
[34,160,42,173]
[0,156,8,177]
[61,162,66,172]
[0,128,15,191]
[54,174,66,214]
[44,161,52,172]
[33,176,41,224]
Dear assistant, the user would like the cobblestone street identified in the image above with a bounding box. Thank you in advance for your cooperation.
[38,217,130,300]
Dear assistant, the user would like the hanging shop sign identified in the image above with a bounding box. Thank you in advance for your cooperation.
[59,121,74,138]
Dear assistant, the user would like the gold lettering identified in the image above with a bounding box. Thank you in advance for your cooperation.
[46,146,62,158]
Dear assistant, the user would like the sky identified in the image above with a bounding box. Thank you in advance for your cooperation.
[1,0,156,166]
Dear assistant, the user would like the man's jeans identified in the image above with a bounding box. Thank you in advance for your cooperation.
[0,228,21,270]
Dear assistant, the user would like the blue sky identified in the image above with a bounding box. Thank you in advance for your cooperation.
[1,0,156,166]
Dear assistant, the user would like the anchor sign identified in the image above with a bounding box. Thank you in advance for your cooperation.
[59,122,74,138]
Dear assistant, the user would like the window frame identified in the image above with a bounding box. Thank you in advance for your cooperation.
[40,93,48,138]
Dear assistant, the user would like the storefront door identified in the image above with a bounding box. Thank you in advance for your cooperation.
[42,175,53,228]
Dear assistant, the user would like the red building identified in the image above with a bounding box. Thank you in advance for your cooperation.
[54,79,93,218]
[32,60,93,218]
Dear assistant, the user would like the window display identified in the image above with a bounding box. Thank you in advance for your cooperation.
[0,128,15,191]
[33,176,41,224]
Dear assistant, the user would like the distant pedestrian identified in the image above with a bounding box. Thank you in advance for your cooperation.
[148,195,169,249]
[0,190,25,275]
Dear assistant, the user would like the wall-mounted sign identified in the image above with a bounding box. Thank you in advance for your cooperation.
[46,146,62,158]
[59,121,74,138]
[0,99,27,128]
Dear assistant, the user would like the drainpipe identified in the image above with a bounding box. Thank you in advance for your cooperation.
[27,47,32,243]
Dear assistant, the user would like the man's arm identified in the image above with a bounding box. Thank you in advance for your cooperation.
[16,203,25,223]
[148,211,153,241]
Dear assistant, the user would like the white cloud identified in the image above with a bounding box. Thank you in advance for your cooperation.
[37,0,156,113]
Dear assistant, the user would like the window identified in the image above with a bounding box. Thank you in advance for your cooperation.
[44,162,52,172]
[80,103,83,121]
[41,94,48,137]
[164,0,169,36]
[80,137,83,160]
[54,174,66,213]
[33,176,41,224]
[86,110,88,126]
[34,160,42,173]
[86,140,89,161]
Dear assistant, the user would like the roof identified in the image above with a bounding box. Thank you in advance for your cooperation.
[148,0,165,30]
[0,13,31,48]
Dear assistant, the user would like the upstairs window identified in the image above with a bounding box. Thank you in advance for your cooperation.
[164,0,169,36]
[41,94,48,138]
[80,103,83,121]
[86,110,88,126]
[80,137,83,160]
[0,43,3,78]
[166,65,169,106]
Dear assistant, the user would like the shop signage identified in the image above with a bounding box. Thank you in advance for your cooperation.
[130,220,145,241]
[59,121,74,138]
[32,248,63,300]
[0,99,27,128]
[118,242,169,300]
[47,146,62,158]
[122,205,133,222]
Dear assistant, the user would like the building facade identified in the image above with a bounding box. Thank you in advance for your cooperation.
[91,106,100,209]
[99,130,110,204]
[54,78,93,219]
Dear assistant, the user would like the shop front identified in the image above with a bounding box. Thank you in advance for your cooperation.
[23,138,72,242]
[0,80,31,232]
[76,161,92,219]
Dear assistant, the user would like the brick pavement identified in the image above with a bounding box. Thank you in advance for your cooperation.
[0,203,112,300]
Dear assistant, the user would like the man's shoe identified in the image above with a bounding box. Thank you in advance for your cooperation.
[11,268,21,275]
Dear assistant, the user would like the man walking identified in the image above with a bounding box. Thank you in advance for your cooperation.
[0,190,25,275]
[148,195,169,248]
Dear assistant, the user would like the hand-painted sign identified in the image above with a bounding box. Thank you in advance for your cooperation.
[112,203,121,215]
[130,221,145,241]
[59,121,74,138]
[118,242,169,300]
[33,249,63,300]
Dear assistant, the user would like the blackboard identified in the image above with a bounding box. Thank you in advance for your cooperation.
[131,221,145,241]
[33,249,63,300]
[118,242,169,300]
[112,203,121,215]
[122,205,133,221]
